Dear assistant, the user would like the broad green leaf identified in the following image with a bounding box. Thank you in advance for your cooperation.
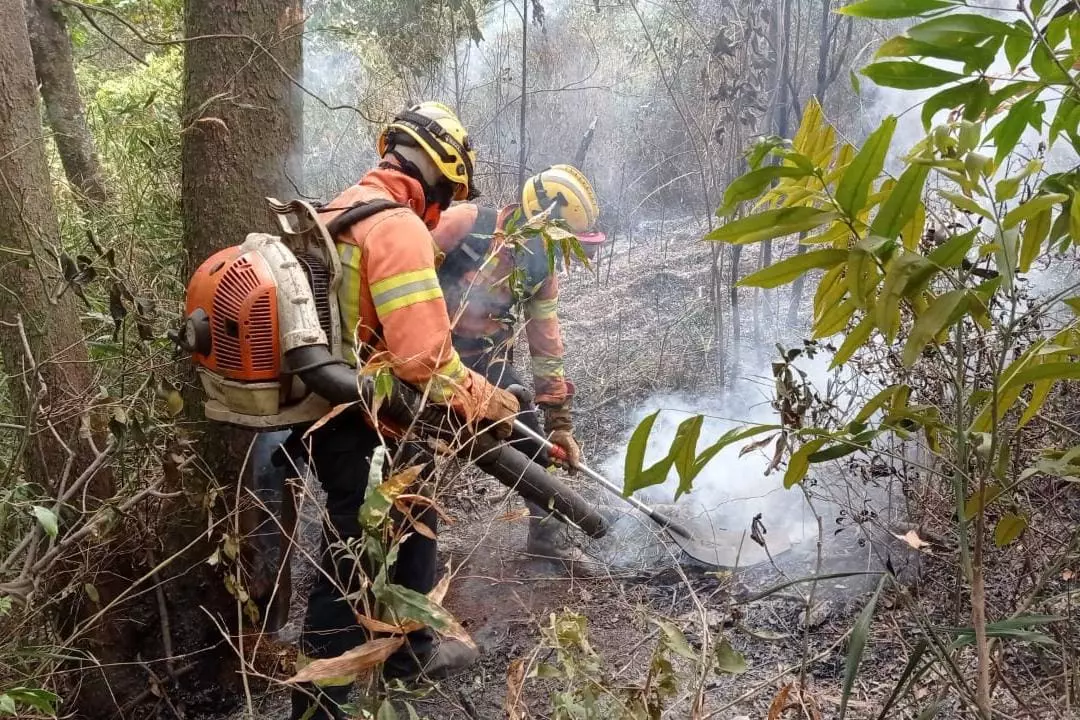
[1003,193,1067,228]
[994,227,1020,291]
[928,228,976,267]
[878,253,933,341]
[850,70,861,95]
[862,61,963,90]
[1071,192,1080,243]
[32,506,58,539]
[848,237,888,308]
[939,190,993,220]
[705,207,839,245]
[653,618,698,661]
[906,14,1020,46]
[994,513,1028,546]
[875,35,996,70]
[837,117,897,217]
[672,415,705,499]
[1005,28,1032,71]
[901,201,926,251]
[623,410,677,495]
[375,582,455,632]
[871,163,929,240]
[785,438,827,488]
[808,430,879,462]
[854,385,902,423]
[1032,41,1069,83]
[739,249,849,289]
[721,166,811,214]
[0,696,13,717]
[995,159,1043,202]
[746,136,789,170]
[902,290,968,367]
[377,700,399,720]
[1020,379,1053,427]
[838,0,953,19]
[921,80,980,130]
[692,425,782,476]
[1050,94,1080,146]
[990,95,1044,165]
[814,298,857,339]
[831,315,876,369]
[714,637,748,675]
[1005,361,1080,389]
[840,578,886,720]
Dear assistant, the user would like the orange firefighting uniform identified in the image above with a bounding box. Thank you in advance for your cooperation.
[431,202,569,407]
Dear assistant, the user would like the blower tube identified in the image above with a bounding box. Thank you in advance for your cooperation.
[285,345,608,539]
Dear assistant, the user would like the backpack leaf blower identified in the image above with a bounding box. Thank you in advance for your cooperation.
[172,197,607,539]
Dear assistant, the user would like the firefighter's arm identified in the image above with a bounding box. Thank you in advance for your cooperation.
[365,211,518,429]
[430,203,479,255]
[523,274,569,407]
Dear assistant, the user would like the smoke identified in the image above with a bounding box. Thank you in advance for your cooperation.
[594,347,889,569]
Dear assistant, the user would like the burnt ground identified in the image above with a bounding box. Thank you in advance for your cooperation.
[214,218,1070,720]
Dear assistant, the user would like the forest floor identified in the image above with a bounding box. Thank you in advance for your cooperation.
[220,218,973,720]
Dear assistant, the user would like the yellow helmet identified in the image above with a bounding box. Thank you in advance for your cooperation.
[521,164,599,233]
[377,101,479,201]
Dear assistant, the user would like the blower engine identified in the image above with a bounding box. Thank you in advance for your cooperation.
[174,198,346,430]
[172,198,608,538]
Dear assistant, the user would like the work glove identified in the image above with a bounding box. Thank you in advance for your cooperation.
[543,402,581,472]
[482,385,520,439]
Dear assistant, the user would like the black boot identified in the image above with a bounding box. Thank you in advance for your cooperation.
[289,682,351,720]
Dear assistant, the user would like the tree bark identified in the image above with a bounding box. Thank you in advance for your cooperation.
[24,0,109,211]
[181,0,303,627]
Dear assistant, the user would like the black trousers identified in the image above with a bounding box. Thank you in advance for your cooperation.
[290,412,437,720]
[460,351,549,466]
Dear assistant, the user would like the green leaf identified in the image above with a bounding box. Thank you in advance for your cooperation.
[902,290,968,367]
[939,190,993,220]
[653,618,697,661]
[375,582,453,632]
[874,35,996,69]
[0,696,13,717]
[1050,94,1080,146]
[785,438,827,488]
[739,249,849,289]
[705,207,839,245]
[876,641,931,720]
[746,136,789,170]
[994,513,1028,546]
[907,14,1018,44]
[721,166,811,213]
[964,483,1004,520]
[671,414,705,499]
[994,227,1020,291]
[854,385,902,423]
[928,228,977,268]
[1071,191,1080,243]
[871,164,930,240]
[837,117,897,217]
[3,688,57,716]
[862,61,964,90]
[850,70,861,95]
[990,95,1043,165]
[1003,193,1066,229]
[814,298,857,339]
[714,637,748,675]
[1005,28,1031,71]
[831,314,876,368]
[878,254,934,341]
[840,578,886,720]
[1005,361,1080,389]
[1032,41,1069,83]
[1019,379,1054,426]
[623,411,676,495]
[837,0,953,19]
[32,506,58,539]
[921,80,980,130]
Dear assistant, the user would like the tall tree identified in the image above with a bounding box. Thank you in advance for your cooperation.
[182,0,303,269]
[24,0,110,211]
[181,0,303,616]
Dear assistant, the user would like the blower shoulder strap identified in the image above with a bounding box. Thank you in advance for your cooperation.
[437,206,499,284]
[320,198,408,239]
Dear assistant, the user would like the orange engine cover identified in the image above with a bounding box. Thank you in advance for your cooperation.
[186,246,280,381]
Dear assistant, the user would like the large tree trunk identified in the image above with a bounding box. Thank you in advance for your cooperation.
[181,0,303,628]
[24,0,110,211]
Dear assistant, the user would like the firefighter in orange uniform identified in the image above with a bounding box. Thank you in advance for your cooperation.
[291,102,519,720]
[431,165,600,568]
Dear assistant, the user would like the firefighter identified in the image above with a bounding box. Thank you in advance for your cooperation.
[291,102,520,720]
[430,164,600,568]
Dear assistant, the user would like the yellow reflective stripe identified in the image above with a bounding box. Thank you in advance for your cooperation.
[296,653,355,688]
[336,244,362,365]
[528,297,558,320]
[371,268,443,316]
[427,353,468,403]
[531,356,565,379]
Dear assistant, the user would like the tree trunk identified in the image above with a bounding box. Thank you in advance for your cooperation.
[181,0,303,629]
[24,0,109,211]
[0,2,130,713]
